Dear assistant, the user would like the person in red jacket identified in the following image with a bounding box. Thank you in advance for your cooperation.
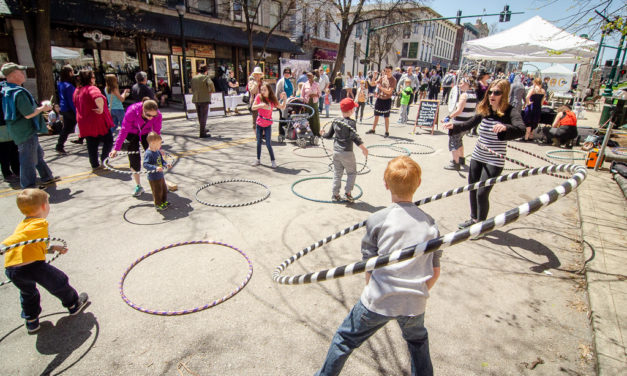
[542,105,578,146]
[73,70,113,170]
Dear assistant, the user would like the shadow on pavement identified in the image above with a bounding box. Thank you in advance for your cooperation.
[123,193,194,225]
[483,230,561,273]
[47,187,84,204]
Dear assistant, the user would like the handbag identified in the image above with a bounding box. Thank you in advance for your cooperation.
[242,92,250,104]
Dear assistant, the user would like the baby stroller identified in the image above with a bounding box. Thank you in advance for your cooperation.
[278,98,319,148]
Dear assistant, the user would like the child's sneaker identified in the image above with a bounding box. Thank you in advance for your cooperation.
[365,129,375,134]
[384,132,390,138]
[25,318,40,334]
[252,159,261,166]
[271,160,277,169]
[156,203,167,211]
[344,192,355,203]
[68,293,89,316]
[133,185,144,197]
[163,201,170,208]
[331,194,342,202]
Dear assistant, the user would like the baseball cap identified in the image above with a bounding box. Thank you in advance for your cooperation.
[1,62,27,77]
[340,98,359,112]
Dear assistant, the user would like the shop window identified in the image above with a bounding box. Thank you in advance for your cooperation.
[269,1,282,31]
[187,0,215,16]
[408,42,418,59]
[401,43,408,58]
[324,17,331,39]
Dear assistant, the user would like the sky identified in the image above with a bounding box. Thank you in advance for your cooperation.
[426,0,625,71]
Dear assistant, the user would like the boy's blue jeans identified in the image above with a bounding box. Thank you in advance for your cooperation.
[315,300,433,376]
[5,261,79,321]
[17,134,53,188]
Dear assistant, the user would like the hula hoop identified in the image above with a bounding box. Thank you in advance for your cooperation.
[119,240,253,315]
[273,163,587,284]
[103,150,175,175]
[327,162,371,176]
[257,103,315,123]
[292,146,329,158]
[1,237,66,287]
[195,179,270,208]
[367,144,411,158]
[320,121,369,175]
[390,141,435,155]
[545,149,587,160]
[475,143,570,180]
[611,147,627,156]
[291,177,363,203]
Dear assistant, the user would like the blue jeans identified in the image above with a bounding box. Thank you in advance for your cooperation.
[325,105,330,118]
[110,108,125,135]
[17,134,53,188]
[256,125,275,161]
[5,261,79,320]
[316,300,433,376]
[319,96,325,112]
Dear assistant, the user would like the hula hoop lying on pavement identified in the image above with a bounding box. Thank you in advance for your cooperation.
[367,144,411,158]
[320,121,369,175]
[612,147,627,156]
[1,237,66,287]
[103,150,175,175]
[291,177,363,203]
[119,240,253,315]
[195,179,270,207]
[256,103,315,123]
[292,146,329,158]
[545,149,587,160]
[273,163,587,284]
[390,141,435,155]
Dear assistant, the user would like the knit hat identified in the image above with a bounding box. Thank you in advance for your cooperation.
[340,98,359,112]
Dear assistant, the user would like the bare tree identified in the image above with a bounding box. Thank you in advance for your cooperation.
[318,0,421,81]
[234,0,299,77]
[367,9,415,70]
[17,0,53,101]
[539,0,626,38]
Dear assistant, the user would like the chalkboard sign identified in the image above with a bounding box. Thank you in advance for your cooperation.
[413,100,439,135]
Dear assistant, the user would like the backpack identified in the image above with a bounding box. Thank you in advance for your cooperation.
[430,75,441,87]
[443,74,454,86]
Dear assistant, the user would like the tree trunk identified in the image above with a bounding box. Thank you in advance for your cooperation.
[19,0,54,102]
[330,24,353,82]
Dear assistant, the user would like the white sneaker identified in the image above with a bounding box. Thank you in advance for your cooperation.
[252,159,261,166]
[271,161,277,169]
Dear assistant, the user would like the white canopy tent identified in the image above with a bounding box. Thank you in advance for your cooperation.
[463,16,598,63]
[51,46,80,60]
[541,64,574,93]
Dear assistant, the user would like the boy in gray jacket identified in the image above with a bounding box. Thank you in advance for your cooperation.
[322,98,368,203]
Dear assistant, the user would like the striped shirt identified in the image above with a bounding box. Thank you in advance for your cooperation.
[472,117,507,167]
[453,91,477,125]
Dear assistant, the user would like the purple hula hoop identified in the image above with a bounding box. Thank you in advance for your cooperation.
[119,240,253,315]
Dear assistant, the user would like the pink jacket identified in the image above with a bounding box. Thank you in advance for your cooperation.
[114,102,163,151]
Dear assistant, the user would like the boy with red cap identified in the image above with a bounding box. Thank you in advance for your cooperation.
[322,98,368,202]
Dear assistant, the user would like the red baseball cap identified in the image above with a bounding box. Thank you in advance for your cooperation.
[340,98,359,112]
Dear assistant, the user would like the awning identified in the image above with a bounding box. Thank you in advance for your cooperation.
[3,0,302,54]
[313,48,338,61]
[51,46,80,60]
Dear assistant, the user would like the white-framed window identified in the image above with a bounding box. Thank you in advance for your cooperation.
[269,1,282,31]
[356,23,362,38]
[233,0,261,24]
[324,16,331,39]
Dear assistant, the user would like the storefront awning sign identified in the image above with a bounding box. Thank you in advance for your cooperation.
[313,48,338,62]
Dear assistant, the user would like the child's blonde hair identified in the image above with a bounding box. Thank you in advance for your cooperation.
[16,189,49,216]
[147,131,161,143]
[384,156,422,197]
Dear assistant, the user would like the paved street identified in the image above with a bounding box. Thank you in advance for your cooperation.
[0,103,622,375]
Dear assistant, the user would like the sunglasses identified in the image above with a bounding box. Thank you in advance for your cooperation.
[488,90,503,96]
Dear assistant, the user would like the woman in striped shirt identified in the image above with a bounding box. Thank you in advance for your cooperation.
[443,77,477,171]
[443,79,525,229]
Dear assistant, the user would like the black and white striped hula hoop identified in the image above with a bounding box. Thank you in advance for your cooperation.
[195,179,271,207]
[321,121,369,175]
[119,240,253,315]
[612,147,627,156]
[545,149,587,160]
[367,144,411,158]
[273,163,587,284]
[482,143,571,180]
[390,142,435,155]
[1,237,67,287]
[256,103,315,123]
[103,150,175,175]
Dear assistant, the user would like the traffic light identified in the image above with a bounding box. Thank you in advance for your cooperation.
[499,5,511,22]
[456,10,462,26]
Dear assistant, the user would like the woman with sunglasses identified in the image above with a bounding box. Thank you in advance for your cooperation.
[443,79,525,230]
[109,98,162,197]
[73,69,114,170]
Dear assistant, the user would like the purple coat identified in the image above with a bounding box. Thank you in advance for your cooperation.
[113,102,162,151]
